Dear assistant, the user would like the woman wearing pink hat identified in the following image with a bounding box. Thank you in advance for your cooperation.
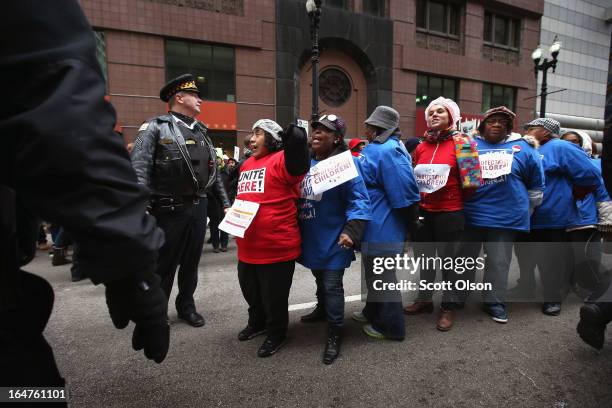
[405,97,482,331]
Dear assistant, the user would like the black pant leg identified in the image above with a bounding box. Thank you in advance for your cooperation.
[430,211,465,310]
[257,261,295,340]
[0,272,65,390]
[414,210,437,301]
[513,232,537,290]
[207,195,221,249]
[237,261,266,329]
[153,210,191,302]
[534,229,570,303]
[176,199,207,314]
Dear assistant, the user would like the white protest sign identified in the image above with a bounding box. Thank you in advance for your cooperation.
[297,119,309,138]
[479,151,513,179]
[218,199,260,238]
[299,173,323,201]
[309,150,359,196]
[237,168,266,194]
[234,146,240,160]
[414,164,451,193]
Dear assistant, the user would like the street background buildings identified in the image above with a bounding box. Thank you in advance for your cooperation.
[81,0,608,155]
[536,0,611,150]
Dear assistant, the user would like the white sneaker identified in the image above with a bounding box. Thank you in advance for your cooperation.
[351,311,368,323]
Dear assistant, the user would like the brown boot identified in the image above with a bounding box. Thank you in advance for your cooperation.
[403,301,434,315]
[51,247,72,266]
[436,309,455,331]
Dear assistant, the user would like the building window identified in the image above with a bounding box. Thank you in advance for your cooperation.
[482,83,516,111]
[363,0,386,17]
[416,0,461,37]
[319,68,352,107]
[324,0,348,9]
[416,74,458,107]
[93,31,107,84]
[484,12,520,49]
[165,39,235,102]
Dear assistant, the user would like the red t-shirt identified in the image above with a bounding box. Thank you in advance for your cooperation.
[235,151,305,264]
[413,138,463,212]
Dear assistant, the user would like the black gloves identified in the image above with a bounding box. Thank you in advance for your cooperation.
[281,123,309,176]
[398,203,420,241]
[105,271,170,363]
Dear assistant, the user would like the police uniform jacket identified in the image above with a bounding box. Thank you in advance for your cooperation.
[131,114,230,208]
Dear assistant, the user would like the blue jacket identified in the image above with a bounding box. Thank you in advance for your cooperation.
[464,136,544,231]
[572,157,610,227]
[360,134,420,251]
[298,155,372,269]
[531,138,601,229]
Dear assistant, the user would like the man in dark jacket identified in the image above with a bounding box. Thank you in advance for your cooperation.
[1,0,169,388]
[130,74,229,327]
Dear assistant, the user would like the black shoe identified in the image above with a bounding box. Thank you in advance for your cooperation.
[238,325,267,341]
[300,304,326,323]
[71,274,87,282]
[542,302,561,316]
[51,247,72,266]
[577,303,606,350]
[323,326,342,365]
[257,336,286,358]
[178,312,205,327]
[212,248,221,253]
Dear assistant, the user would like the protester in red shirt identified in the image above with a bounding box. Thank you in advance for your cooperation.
[348,138,366,157]
[235,119,309,358]
[405,97,481,332]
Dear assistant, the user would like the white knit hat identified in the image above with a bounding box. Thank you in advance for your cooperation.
[425,97,461,129]
[252,119,283,141]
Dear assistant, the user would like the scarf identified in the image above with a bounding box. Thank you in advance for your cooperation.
[423,127,457,143]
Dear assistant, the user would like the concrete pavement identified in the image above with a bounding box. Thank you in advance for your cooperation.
[25,241,612,407]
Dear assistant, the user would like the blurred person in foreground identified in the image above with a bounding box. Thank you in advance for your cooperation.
[1,0,169,388]
[577,80,612,349]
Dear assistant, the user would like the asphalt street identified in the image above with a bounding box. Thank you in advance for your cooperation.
[26,240,612,408]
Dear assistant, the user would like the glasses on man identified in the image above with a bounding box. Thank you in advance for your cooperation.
[485,118,510,126]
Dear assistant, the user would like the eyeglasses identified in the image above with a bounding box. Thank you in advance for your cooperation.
[319,114,337,122]
[485,118,510,126]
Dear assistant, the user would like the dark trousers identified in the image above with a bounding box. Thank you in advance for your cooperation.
[237,260,295,340]
[53,227,72,248]
[37,223,47,244]
[361,253,405,340]
[513,231,537,291]
[0,272,66,405]
[568,228,605,297]
[414,209,465,310]
[207,195,228,249]
[311,269,345,327]
[154,197,207,315]
[531,229,570,302]
[460,227,517,305]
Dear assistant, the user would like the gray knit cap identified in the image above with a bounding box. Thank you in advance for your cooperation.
[523,118,561,138]
[364,106,400,141]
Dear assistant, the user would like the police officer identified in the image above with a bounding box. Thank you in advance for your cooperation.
[131,75,229,327]
[1,0,170,388]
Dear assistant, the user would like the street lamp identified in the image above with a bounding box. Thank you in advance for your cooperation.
[306,0,322,122]
[532,36,562,118]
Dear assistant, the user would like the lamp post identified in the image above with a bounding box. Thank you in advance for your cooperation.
[531,36,562,118]
[306,0,322,122]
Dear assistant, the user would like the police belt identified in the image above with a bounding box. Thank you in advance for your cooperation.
[151,195,200,214]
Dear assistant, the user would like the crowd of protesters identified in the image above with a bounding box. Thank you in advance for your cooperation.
[224,96,612,363]
[39,97,612,362]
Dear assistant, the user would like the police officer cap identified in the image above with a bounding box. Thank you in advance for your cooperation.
[160,73,200,102]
